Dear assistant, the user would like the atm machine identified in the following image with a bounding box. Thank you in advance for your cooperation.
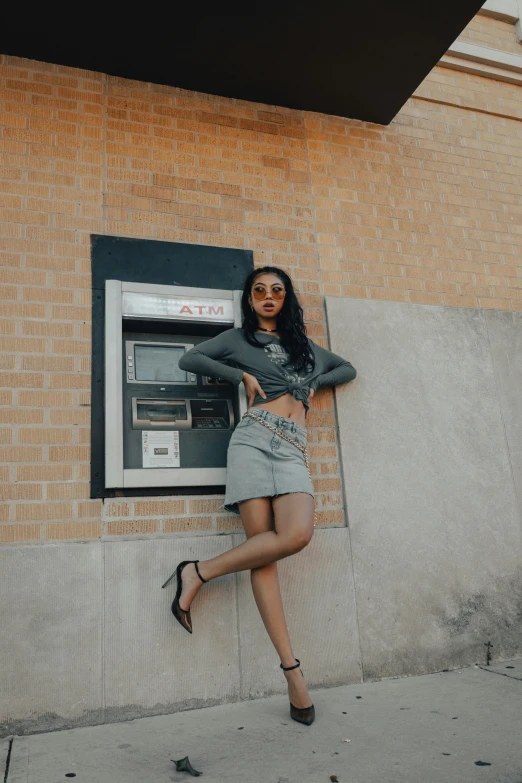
[104,281,247,489]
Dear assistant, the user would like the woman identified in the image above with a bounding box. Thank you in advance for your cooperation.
[162,266,356,726]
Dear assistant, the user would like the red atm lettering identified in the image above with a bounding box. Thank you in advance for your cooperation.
[178,304,224,316]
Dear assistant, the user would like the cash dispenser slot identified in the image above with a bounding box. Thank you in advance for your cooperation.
[132,399,191,430]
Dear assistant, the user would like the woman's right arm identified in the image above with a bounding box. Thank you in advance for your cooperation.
[178,330,245,386]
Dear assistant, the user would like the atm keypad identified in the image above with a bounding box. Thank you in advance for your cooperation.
[193,417,227,429]
[127,355,135,380]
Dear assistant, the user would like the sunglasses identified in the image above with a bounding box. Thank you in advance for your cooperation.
[251,284,286,301]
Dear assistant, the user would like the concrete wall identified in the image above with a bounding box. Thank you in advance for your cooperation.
[327,297,522,678]
[0,529,360,736]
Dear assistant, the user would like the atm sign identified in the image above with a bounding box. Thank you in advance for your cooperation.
[122,292,235,323]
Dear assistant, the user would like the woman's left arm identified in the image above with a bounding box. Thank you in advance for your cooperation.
[308,343,357,391]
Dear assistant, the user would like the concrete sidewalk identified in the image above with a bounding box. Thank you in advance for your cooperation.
[3,660,522,783]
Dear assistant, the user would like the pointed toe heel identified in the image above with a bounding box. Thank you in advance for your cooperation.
[162,559,207,634]
[280,658,315,725]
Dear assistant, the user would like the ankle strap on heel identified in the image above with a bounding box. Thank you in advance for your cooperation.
[194,560,207,583]
[280,658,300,671]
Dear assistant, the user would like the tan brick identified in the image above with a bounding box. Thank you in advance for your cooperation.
[19,428,73,444]
[52,273,91,289]
[0,355,16,370]
[0,372,44,388]
[51,305,91,321]
[0,337,46,353]
[134,499,186,516]
[1,302,46,319]
[104,501,131,517]
[0,524,41,542]
[77,356,91,372]
[77,464,90,480]
[107,519,159,535]
[77,499,102,517]
[215,515,242,531]
[49,408,90,425]
[75,429,89,444]
[314,509,344,525]
[316,430,336,443]
[0,391,13,405]
[18,391,73,407]
[0,286,18,302]
[200,181,242,196]
[163,516,213,533]
[309,445,338,460]
[0,467,10,481]
[0,268,46,286]
[187,498,225,514]
[49,374,90,389]
[52,339,91,355]
[46,482,89,500]
[312,477,342,492]
[22,287,75,303]
[25,256,76,272]
[317,491,342,507]
[46,521,102,540]
[49,446,89,462]
[319,462,341,475]
[16,502,73,521]
[21,356,75,372]
[17,464,74,481]
[0,483,42,501]
[0,446,42,462]
[22,321,74,337]
[0,319,16,335]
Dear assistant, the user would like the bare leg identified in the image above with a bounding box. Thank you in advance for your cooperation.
[244,496,314,709]
[176,493,315,709]
[177,492,315,609]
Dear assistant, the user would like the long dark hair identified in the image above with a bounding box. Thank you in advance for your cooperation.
[241,266,315,374]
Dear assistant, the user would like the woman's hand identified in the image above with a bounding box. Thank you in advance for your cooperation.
[242,372,267,409]
[307,388,315,404]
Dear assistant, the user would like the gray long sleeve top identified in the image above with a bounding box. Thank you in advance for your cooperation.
[178,328,356,412]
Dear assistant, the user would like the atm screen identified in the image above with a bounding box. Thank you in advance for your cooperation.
[134,345,188,383]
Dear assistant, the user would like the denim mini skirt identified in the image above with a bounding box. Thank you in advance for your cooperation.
[223,406,314,515]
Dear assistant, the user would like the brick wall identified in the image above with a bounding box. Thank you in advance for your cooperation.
[1,13,521,544]
[458,14,521,54]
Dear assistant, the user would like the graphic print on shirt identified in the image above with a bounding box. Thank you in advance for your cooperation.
[263,342,309,384]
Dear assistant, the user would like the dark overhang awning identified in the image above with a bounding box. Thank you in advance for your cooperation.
[1,1,484,125]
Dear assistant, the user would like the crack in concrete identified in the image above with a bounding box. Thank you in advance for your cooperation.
[3,739,12,783]
[477,664,522,681]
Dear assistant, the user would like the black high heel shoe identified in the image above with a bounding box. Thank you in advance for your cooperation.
[280,658,315,725]
[162,560,207,634]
